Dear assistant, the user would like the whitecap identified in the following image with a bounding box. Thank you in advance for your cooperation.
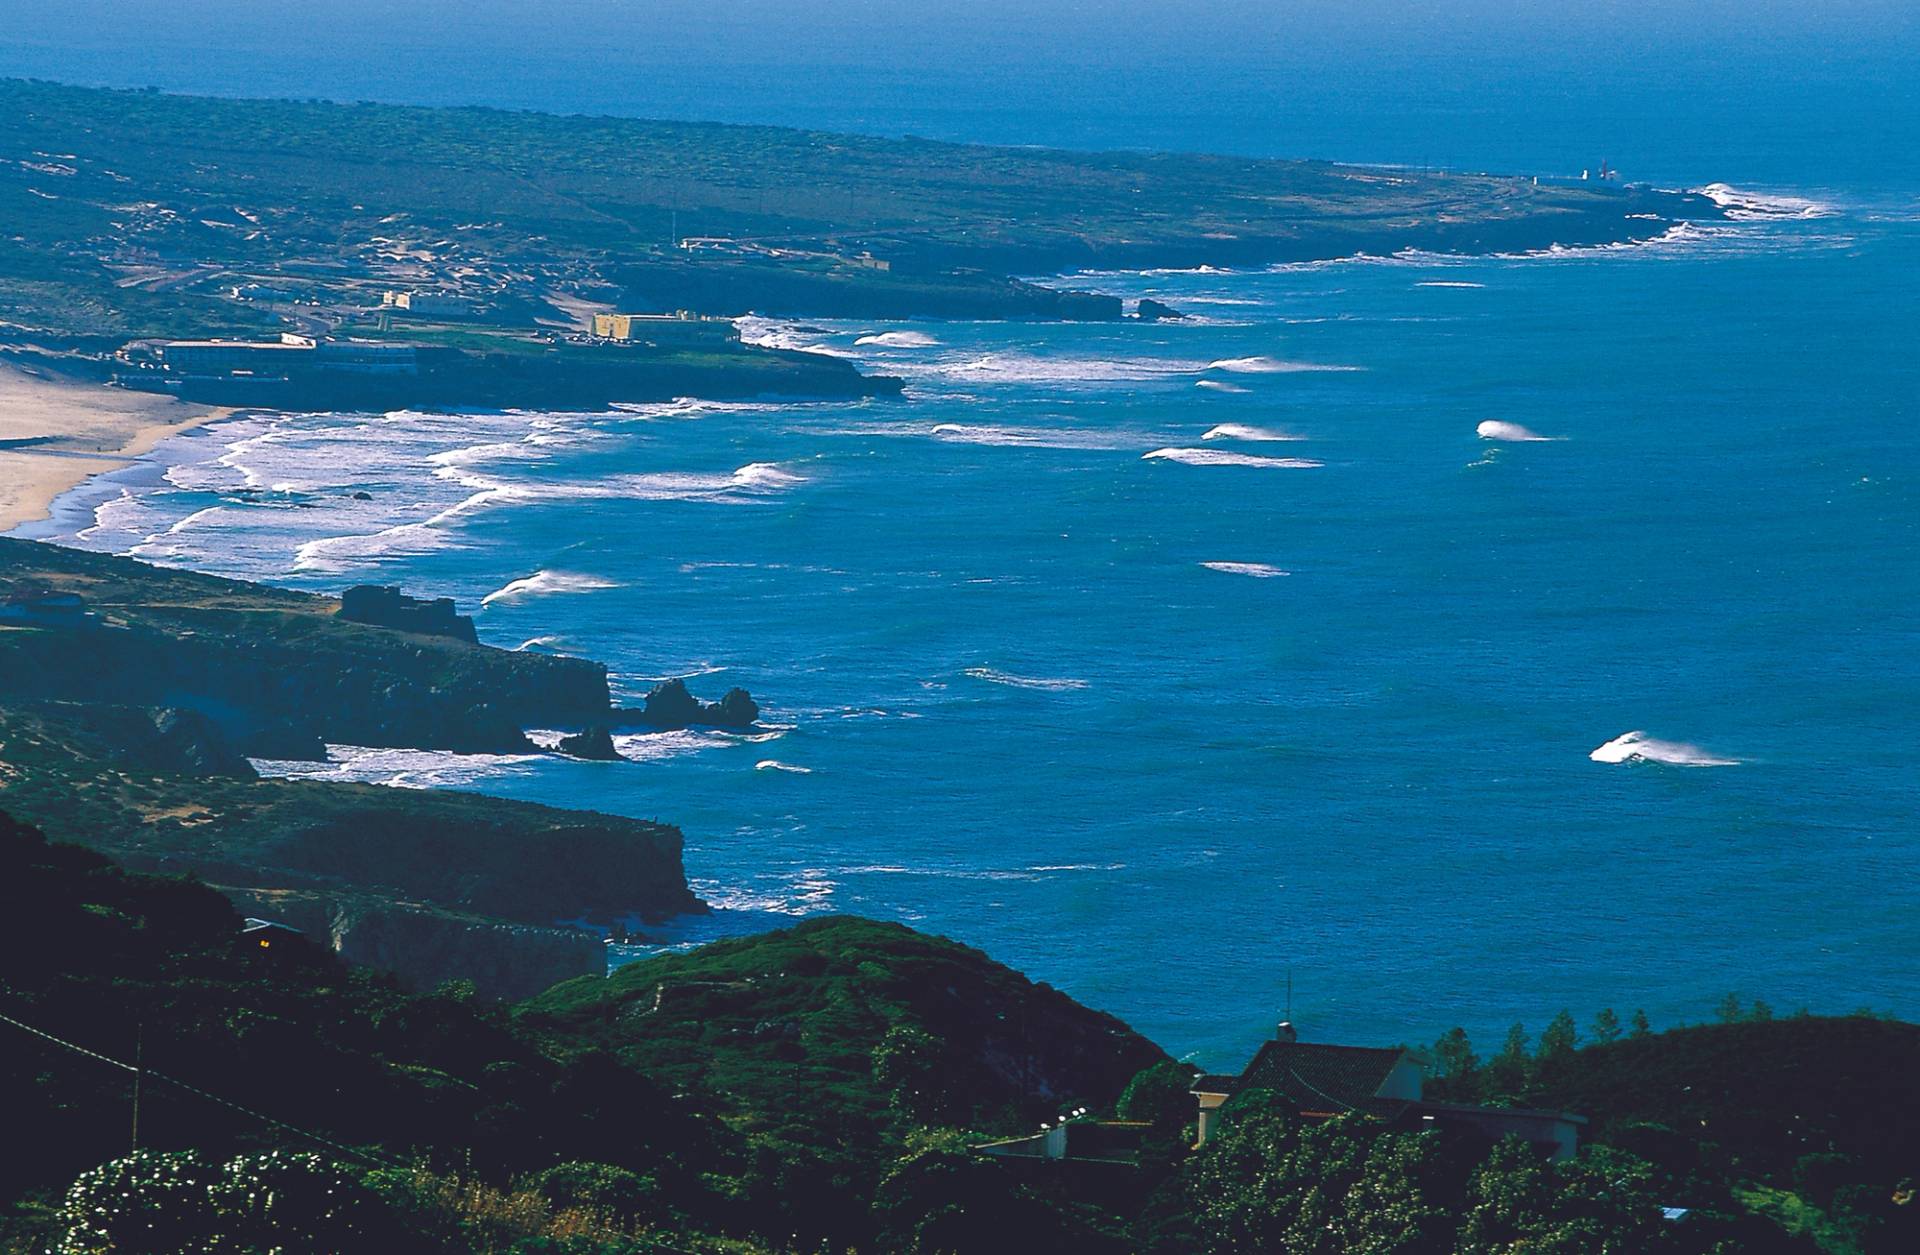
[1202,423,1306,442]
[1144,447,1322,469]
[252,744,542,789]
[1417,280,1486,289]
[1195,379,1251,393]
[1695,183,1838,221]
[1476,420,1559,442]
[755,760,813,774]
[1201,561,1291,578]
[481,570,619,606]
[964,667,1090,692]
[1207,356,1363,374]
[1590,731,1740,768]
[928,422,1135,450]
[854,330,939,348]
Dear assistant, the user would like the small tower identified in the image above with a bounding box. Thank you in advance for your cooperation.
[1275,1021,1298,1043]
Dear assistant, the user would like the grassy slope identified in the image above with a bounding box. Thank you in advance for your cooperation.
[521,916,1166,1138]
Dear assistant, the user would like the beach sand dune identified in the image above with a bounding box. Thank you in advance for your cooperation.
[0,364,227,532]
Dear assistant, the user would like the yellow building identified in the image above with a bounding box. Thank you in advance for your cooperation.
[591,311,740,346]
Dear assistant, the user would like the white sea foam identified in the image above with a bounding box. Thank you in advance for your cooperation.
[1144,447,1322,469]
[1208,355,1362,374]
[1195,379,1251,393]
[1696,183,1838,221]
[611,728,740,762]
[1202,423,1306,442]
[1200,561,1291,578]
[927,422,1135,450]
[853,330,939,348]
[755,760,813,774]
[964,667,1090,692]
[252,745,542,789]
[1417,280,1486,289]
[933,351,1205,385]
[1589,731,1740,767]
[1476,420,1559,442]
[513,635,564,652]
[481,570,619,606]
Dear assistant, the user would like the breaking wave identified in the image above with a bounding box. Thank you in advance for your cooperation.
[1203,423,1306,442]
[481,570,619,606]
[1200,561,1291,578]
[1590,731,1740,768]
[854,330,939,348]
[1144,447,1323,469]
[1195,379,1251,393]
[1696,183,1839,221]
[1476,420,1558,442]
[964,667,1090,692]
[928,423,1135,450]
[1208,356,1363,374]
[755,759,814,774]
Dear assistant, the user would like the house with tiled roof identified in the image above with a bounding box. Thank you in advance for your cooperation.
[1193,1022,1586,1160]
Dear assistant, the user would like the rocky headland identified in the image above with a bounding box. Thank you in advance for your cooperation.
[0,538,743,995]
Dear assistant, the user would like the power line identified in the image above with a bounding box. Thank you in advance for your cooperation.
[0,1007,401,1170]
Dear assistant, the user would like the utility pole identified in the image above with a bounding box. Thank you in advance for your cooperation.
[130,1023,143,1154]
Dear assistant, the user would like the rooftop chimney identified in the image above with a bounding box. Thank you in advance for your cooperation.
[1276,1021,1298,1043]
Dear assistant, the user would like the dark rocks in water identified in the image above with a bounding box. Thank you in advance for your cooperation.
[1134,298,1183,321]
[350,491,373,501]
[612,678,760,730]
[556,724,622,761]
[711,687,760,728]
[338,584,479,644]
[637,677,703,728]
[149,707,258,779]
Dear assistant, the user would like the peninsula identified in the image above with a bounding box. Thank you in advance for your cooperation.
[1,78,1720,390]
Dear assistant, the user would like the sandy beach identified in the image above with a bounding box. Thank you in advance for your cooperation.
[0,363,228,533]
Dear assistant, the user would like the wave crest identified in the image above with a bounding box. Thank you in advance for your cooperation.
[1201,561,1291,578]
[1207,356,1362,374]
[1203,423,1305,442]
[1590,731,1740,767]
[1476,420,1558,442]
[1144,447,1322,469]
[481,570,619,606]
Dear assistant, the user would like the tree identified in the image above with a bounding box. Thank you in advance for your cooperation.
[1714,993,1745,1024]
[1629,1010,1653,1040]
[1482,1024,1532,1100]
[1433,1028,1480,1083]
[872,1024,958,1125]
[1458,1140,1670,1254]
[1590,1008,1622,1044]
[1538,1012,1579,1065]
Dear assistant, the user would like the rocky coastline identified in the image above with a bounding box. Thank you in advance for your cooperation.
[0,537,743,995]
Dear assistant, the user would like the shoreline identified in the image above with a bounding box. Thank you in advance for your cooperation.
[0,363,231,535]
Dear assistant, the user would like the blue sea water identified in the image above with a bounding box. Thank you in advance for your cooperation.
[34,195,1919,1065]
[10,9,1920,1065]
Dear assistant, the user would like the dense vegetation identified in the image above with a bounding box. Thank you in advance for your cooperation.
[5,804,1914,1252]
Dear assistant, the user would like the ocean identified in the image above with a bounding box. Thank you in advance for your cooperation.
[10,16,1919,1066]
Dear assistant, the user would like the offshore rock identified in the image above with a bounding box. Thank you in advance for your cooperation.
[614,678,759,730]
[556,725,622,761]
[1135,297,1183,321]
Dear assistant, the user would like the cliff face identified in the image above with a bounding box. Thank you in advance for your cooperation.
[219,887,603,1000]
[0,539,610,755]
